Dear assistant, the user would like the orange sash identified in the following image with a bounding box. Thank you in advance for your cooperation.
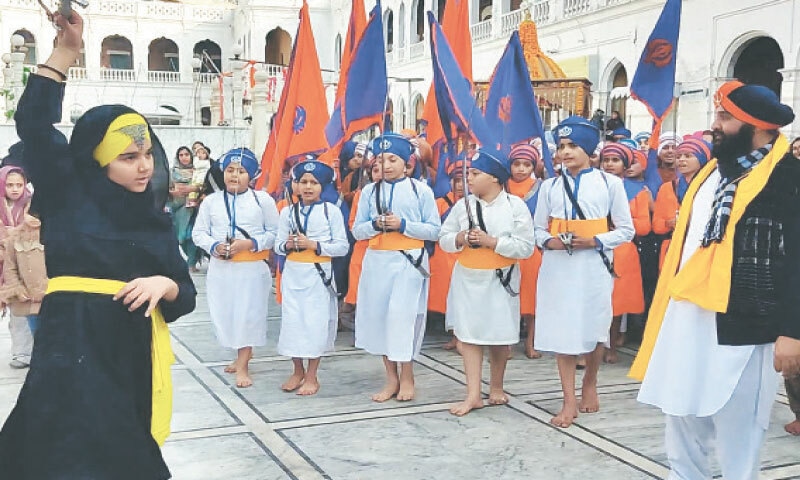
[287,250,331,263]
[231,250,270,262]
[548,217,609,238]
[369,232,424,251]
[458,247,515,270]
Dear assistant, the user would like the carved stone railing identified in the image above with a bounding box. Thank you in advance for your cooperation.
[100,68,136,82]
[68,67,87,81]
[147,71,180,83]
[470,19,493,42]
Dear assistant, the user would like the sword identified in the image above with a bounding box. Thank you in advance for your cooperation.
[462,93,480,248]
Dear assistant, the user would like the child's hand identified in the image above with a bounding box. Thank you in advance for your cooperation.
[228,239,255,257]
[52,11,84,55]
[381,214,403,231]
[114,276,179,317]
[290,233,317,251]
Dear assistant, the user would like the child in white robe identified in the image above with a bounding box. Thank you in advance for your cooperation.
[439,149,535,416]
[192,148,279,388]
[275,160,349,396]
[533,117,634,428]
[353,133,441,403]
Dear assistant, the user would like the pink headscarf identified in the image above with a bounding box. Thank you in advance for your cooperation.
[0,165,32,229]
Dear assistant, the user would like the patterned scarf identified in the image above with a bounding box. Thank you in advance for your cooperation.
[701,142,773,247]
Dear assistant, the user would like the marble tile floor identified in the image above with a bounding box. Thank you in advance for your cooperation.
[0,274,798,479]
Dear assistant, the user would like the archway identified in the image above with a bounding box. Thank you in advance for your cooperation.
[413,94,425,132]
[385,99,394,131]
[397,98,407,131]
[101,35,133,69]
[411,0,424,44]
[12,29,36,65]
[334,33,342,71]
[194,39,221,73]
[731,36,784,96]
[148,37,179,72]
[265,28,292,66]
[608,63,628,125]
[385,9,394,53]
[398,3,406,48]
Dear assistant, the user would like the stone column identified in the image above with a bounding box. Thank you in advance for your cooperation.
[251,69,270,156]
[779,67,799,136]
[210,76,223,126]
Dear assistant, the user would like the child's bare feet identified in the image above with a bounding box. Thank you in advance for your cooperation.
[455,339,463,356]
[371,381,400,402]
[615,332,626,347]
[550,401,578,428]
[603,348,619,364]
[785,420,800,436]
[579,383,600,413]
[450,396,484,416]
[442,337,458,350]
[488,388,509,405]
[525,344,542,359]
[281,373,304,392]
[236,370,253,388]
[297,377,320,396]
[224,362,237,373]
[397,378,415,401]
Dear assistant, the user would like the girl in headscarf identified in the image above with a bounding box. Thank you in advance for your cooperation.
[0,165,34,369]
[0,12,196,480]
[168,146,200,271]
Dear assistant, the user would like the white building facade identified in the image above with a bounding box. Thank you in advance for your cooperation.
[2,0,799,157]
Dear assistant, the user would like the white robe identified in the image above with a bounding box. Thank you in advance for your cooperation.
[275,202,349,358]
[637,169,779,424]
[352,178,441,362]
[533,169,634,355]
[439,192,535,345]
[192,189,279,349]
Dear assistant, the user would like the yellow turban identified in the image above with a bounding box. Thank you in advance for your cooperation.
[92,113,150,167]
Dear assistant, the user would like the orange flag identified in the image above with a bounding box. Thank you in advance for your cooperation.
[259,1,330,193]
[420,0,472,166]
[336,0,367,105]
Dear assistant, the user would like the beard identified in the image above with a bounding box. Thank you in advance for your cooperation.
[712,124,755,166]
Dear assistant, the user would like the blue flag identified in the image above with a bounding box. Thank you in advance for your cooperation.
[484,31,554,178]
[325,2,388,151]
[428,11,497,197]
[630,0,682,149]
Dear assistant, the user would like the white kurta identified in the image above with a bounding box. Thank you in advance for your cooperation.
[439,192,535,345]
[352,178,441,362]
[275,201,349,358]
[192,189,279,349]
[637,169,779,424]
[533,169,634,355]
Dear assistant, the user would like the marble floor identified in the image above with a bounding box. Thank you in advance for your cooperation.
[0,273,798,479]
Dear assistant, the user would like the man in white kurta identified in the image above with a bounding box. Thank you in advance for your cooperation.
[633,81,800,479]
[352,133,441,403]
[533,116,634,428]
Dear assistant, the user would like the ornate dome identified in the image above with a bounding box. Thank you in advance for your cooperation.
[518,11,566,81]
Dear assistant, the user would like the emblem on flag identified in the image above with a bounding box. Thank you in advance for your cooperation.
[499,96,512,123]
[293,106,307,134]
[643,38,674,68]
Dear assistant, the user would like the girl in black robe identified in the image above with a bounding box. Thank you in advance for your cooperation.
[0,12,196,480]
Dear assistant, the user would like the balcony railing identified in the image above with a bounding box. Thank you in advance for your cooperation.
[531,0,552,24]
[501,10,524,36]
[68,67,87,80]
[471,20,493,42]
[100,68,136,82]
[395,47,407,64]
[148,71,181,83]
[563,0,593,18]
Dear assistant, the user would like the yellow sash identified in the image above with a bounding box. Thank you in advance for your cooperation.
[548,217,609,238]
[45,276,175,446]
[458,247,515,270]
[368,231,424,251]
[231,250,270,262]
[287,250,331,263]
[630,135,789,381]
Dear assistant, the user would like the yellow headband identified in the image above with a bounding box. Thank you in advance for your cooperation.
[93,113,151,167]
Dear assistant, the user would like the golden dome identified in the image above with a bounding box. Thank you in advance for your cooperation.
[519,12,566,81]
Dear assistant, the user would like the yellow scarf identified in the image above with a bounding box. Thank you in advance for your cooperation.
[45,276,175,446]
[630,134,789,381]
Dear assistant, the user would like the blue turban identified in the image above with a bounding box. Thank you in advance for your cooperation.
[292,160,335,185]
[220,147,260,179]
[370,132,415,163]
[612,127,632,139]
[339,141,357,162]
[554,116,600,156]
[619,138,638,150]
[471,148,511,184]
[634,131,651,143]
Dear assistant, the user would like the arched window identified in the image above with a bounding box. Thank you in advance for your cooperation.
[12,29,36,65]
[397,98,407,131]
[101,35,133,69]
[732,36,784,96]
[609,64,628,123]
[265,28,292,66]
[413,94,425,132]
[148,37,179,72]
[479,0,493,21]
[384,9,394,53]
[385,98,394,131]
[194,39,222,73]
[411,0,424,43]
[334,34,343,71]
[398,3,406,48]
[435,0,447,22]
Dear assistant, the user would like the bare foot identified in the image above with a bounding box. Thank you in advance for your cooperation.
[297,378,320,396]
[224,362,237,374]
[525,345,542,359]
[236,371,253,388]
[442,337,458,350]
[550,405,578,428]
[579,384,600,413]
[281,373,304,392]
[615,332,626,347]
[488,388,509,405]
[785,420,800,436]
[371,381,400,402]
[450,397,484,416]
[603,349,619,364]
[397,378,415,402]
[455,339,463,356]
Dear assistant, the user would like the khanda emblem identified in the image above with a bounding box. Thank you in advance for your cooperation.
[117,124,148,148]
[644,38,674,68]
[499,96,512,123]
[293,106,307,134]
